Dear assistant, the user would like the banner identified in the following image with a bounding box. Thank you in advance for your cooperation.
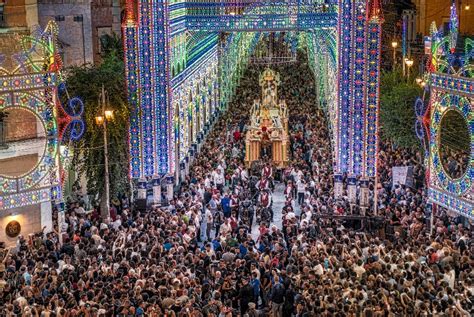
[347,177,357,204]
[334,174,343,198]
[392,166,414,188]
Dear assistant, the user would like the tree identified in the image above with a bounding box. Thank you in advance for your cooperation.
[379,69,422,148]
[99,33,123,58]
[65,51,129,207]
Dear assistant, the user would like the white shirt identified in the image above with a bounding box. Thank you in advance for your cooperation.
[213,172,225,185]
[297,180,306,193]
[240,169,249,182]
[206,209,213,224]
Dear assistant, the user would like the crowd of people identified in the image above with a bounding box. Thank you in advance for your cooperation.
[1,55,472,316]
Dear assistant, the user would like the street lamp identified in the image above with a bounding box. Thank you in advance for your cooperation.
[95,85,114,219]
[405,58,414,81]
[391,41,398,69]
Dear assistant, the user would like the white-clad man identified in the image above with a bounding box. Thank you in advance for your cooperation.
[240,166,249,183]
[212,168,225,192]
[205,207,213,241]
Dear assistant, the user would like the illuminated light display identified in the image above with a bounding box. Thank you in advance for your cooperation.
[123,0,383,187]
[0,22,83,211]
[336,0,353,174]
[364,0,382,177]
[420,2,474,219]
[350,0,367,175]
[123,1,141,178]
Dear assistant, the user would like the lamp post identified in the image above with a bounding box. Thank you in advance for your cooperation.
[95,85,114,219]
[405,58,414,81]
[391,41,398,70]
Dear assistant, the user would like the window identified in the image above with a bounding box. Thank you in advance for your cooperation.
[55,15,65,22]
[0,4,5,26]
[73,15,83,22]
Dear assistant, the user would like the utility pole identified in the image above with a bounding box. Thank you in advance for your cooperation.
[97,85,112,219]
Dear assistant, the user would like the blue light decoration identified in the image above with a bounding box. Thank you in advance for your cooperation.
[449,0,458,53]
[402,14,407,58]
[364,0,383,178]
[336,0,353,174]
[420,1,474,219]
[350,0,367,175]
[122,3,141,178]
[138,0,155,176]
[57,83,85,142]
[152,0,170,174]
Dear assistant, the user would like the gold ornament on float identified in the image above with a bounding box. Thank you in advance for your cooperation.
[245,69,288,168]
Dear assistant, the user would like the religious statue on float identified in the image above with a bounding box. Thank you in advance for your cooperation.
[245,68,289,169]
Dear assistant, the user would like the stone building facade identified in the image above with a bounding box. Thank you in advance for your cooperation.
[414,0,474,36]
[37,0,122,66]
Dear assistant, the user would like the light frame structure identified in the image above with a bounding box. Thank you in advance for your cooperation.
[0,22,82,211]
[421,3,474,219]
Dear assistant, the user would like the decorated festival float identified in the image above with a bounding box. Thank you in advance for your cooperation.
[245,68,289,169]
[416,3,473,220]
[0,22,84,245]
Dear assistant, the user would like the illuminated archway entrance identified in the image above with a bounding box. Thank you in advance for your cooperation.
[123,0,383,193]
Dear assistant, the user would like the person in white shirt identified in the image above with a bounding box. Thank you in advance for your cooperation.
[219,218,232,237]
[212,169,225,192]
[205,208,213,241]
[240,167,249,183]
[285,207,296,221]
[284,181,294,200]
[204,175,212,188]
[297,179,306,205]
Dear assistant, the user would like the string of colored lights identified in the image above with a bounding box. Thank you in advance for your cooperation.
[364,1,382,178]
[350,0,367,176]
[336,0,353,175]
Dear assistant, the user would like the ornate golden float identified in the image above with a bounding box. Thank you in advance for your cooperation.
[245,69,289,168]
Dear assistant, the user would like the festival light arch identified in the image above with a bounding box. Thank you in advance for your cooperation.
[0,22,84,212]
[123,0,384,189]
[418,3,474,219]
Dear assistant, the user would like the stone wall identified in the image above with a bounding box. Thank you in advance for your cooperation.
[0,204,41,246]
[0,154,39,177]
[37,0,123,66]
[3,0,28,28]
[91,0,113,63]
[415,0,474,36]
[4,108,37,142]
[0,202,52,247]
[38,1,94,66]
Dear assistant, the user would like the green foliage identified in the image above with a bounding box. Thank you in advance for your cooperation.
[99,33,124,58]
[379,69,422,148]
[65,51,129,205]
